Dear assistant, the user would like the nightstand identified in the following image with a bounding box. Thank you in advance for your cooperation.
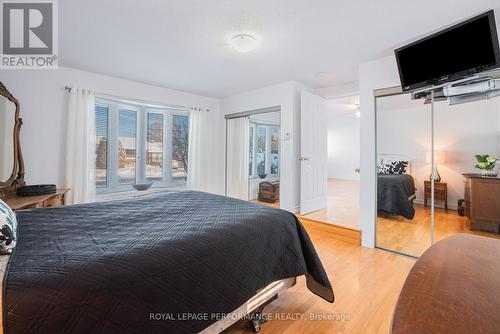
[424,181,447,211]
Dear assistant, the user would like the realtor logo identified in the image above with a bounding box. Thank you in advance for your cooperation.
[1,0,58,69]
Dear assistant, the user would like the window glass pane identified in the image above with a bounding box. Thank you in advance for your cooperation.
[146,113,164,183]
[118,109,137,184]
[271,127,280,174]
[172,115,189,180]
[257,127,267,176]
[95,105,108,188]
[249,126,254,176]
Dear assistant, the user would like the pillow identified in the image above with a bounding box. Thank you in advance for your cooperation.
[377,162,390,174]
[0,199,17,255]
[378,160,409,175]
[386,160,409,174]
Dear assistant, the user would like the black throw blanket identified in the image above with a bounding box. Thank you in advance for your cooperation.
[4,191,333,334]
[378,174,416,219]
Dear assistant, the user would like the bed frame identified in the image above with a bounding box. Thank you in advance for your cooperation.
[200,277,296,333]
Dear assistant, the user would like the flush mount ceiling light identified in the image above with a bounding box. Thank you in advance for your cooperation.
[229,33,259,53]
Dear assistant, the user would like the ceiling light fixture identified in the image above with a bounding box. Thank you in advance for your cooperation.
[229,33,259,53]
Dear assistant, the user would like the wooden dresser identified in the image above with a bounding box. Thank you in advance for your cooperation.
[2,189,70,211]
[463,174,500,233]
[392,234,500,334]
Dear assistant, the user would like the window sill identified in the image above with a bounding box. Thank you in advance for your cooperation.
[250,175,280,181]
[95,186,186,202]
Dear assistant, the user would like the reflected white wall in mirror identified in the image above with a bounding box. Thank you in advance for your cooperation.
[434,98,500,209]
[376,92,432,257]
[0,96,15,182]
[376,88,500,258]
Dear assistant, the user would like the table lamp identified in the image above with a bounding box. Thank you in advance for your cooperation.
[426,151,446,182]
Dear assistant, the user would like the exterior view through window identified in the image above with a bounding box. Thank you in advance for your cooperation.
[249,123,280,178]
[95,98,189,192]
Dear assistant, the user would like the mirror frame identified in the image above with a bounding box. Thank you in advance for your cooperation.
[0,81,25,196]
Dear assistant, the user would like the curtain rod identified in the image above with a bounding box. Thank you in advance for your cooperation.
[64,86,209,112]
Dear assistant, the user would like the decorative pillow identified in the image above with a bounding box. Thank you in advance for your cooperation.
[386,160,409,174]
[377,162,390,174]
[378,160,409,175]
[0,199,17,255]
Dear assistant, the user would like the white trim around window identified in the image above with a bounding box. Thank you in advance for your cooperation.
[95,97,189,194]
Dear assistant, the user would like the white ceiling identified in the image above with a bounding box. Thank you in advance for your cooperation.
[60,0,500,98]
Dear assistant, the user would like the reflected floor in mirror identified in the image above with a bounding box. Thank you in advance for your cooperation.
[377,204,500,257]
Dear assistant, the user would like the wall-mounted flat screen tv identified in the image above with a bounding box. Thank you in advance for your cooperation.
[395,10,500,92]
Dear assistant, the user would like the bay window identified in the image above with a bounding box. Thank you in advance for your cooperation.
[95,98,189,192]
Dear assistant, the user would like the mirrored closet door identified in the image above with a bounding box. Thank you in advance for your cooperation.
[375,87,500,258]
[433,95,500,244]
[375,89,432,257]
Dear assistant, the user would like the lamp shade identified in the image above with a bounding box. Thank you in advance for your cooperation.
[426,151,446,165]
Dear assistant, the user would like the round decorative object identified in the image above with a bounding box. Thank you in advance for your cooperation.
[258,173,267,179]
[132,183,153,191]
[16,184,57,197]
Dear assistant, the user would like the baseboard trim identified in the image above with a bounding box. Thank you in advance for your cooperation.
[297,215,361,245]
[413,199,458,211]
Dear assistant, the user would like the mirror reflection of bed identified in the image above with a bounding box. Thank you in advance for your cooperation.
[376,89,500,257]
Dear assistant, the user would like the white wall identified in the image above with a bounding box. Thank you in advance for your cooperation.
[326,96,360,181]
[222,81,310,213]
[0,67,224,194]
[317,81,359,99]
[359,56,401,248]
[0,98,15,179]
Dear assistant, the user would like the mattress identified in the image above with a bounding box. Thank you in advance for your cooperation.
[0,255,8,331]
[0,259,292,334]
[4,191,333,333]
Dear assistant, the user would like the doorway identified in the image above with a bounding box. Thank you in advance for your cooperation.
[297,93,361,231]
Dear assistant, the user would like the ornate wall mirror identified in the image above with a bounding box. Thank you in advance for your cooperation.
[0,82,25,196]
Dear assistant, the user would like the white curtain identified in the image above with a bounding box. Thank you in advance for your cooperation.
[65,87,96,204]
[226,117,250,200]
[187,109,203,190]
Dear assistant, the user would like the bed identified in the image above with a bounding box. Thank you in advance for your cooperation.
[2,191,333,334]
[377,155,417,220]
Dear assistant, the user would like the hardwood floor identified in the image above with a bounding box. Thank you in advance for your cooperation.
[377,204,500,257]
[300,179,360,231]
[226,225,415,334]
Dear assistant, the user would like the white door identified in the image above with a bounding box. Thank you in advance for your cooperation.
[300,91,327,215]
